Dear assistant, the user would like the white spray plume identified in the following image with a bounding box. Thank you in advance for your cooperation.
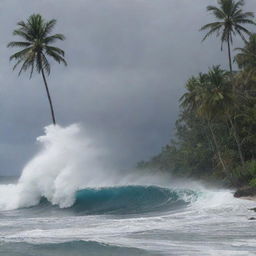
[0,124,114,210]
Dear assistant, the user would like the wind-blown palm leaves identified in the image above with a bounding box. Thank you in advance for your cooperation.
[7,14,67,125]
[181,66,233,120]
[235,34,256,73]
[180,66,246,174]
[200,0,255,73]
[180,67,228,173]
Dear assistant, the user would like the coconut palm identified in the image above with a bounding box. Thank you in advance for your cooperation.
[180,69,229,174]
[180,74,207,113]
[200,0,255,73]
[7,14,67,125]
[204,66,245,166]
[235,33,256,72]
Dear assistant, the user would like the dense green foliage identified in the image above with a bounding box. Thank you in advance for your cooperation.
[138,0,256,187]
[7,14,67,125]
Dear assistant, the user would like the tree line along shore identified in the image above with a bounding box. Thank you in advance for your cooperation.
[137,0,256,197]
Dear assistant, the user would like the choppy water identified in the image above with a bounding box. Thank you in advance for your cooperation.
[1,182,256,256]
[0,125,256,255]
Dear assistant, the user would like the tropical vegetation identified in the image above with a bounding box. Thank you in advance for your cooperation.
[138,0,256,188]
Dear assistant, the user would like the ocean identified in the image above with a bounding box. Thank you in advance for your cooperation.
[0,125,256,256]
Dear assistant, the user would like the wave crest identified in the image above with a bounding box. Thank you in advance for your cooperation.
[30,185,198,216]
[72,186,197,215]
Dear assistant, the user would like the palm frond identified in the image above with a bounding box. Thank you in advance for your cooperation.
[200,22,223,31]
[234,27,247,42]
[45,46,65,56]
[231,0,245,15]
[18,57,34,76]
[13,29,33,41]
[7,41,31,48]
[46,50,67,66]
[202,25,222,42]
[234,11,254,19]
[207,6,225,19]
[44,34,65,44]
[9,47,33,61]
[12,59,23,71]
[43,19,57,37]
[235,24,252,36]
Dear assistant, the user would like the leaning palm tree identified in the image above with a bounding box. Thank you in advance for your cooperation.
[7,14,67,125]
[200,0,255,73]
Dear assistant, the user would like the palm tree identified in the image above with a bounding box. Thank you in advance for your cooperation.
[235,34,256,72]
[200,0,255,73]
[204,66,245,166]
[180,70,229,174]
[180,74,207,113]
[7,14,67,125]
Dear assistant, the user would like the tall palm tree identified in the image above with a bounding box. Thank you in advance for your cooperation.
[7,14,67,125]
[200,0,255,73]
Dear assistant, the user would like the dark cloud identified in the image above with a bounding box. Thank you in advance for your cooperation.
[0,0,255,175]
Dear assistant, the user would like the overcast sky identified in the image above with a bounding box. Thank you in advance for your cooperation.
[0,0,255,175]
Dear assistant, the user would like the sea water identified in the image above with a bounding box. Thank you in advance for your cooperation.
[0,125,256,256]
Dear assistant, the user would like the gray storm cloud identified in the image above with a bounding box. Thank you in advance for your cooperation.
[0,0,255,175]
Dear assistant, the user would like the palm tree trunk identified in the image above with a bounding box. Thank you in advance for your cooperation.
[227,115,245,166]
[41,68,56,125]
[227,35,233,73]
[202,122,215,152]
[208,121,228,174]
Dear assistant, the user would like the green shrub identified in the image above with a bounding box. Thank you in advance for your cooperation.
[249,178,256,187]
[246,160,256,176]
[231,160,256,186]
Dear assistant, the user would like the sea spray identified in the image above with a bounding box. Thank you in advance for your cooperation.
[0,124,111,210]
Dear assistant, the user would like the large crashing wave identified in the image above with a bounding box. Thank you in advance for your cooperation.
[1,124,196,212]
[33,186,198,215]
[0,124,232,213]
[73,186,197,214]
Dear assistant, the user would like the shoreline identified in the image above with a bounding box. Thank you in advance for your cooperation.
[239,196,256,202]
